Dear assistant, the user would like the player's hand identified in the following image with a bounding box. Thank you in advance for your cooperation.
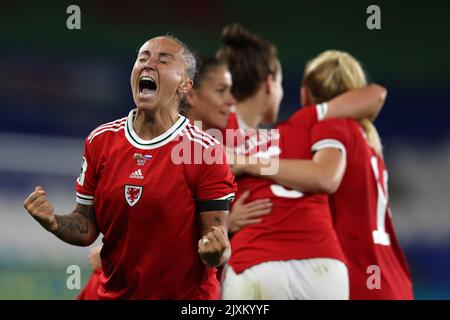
[88,245,102,271]
[229,190,272,234]
[23,186,58,232]
[198,225,230,267]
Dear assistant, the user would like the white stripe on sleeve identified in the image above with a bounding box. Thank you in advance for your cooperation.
[311,139,347,158]
[214,193,235,201]
[76,192,94,205]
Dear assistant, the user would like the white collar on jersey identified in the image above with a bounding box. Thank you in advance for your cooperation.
[124,108,188,150]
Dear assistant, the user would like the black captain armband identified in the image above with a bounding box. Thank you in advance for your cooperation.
[197,195,234,212]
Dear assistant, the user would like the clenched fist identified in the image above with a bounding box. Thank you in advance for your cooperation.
[198,225,231,267]
[23,186,58,232]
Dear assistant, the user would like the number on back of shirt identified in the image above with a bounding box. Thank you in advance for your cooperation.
[270,184,304,199]
[370,156,391,246]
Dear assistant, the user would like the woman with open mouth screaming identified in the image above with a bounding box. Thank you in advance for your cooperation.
[24,35,236,300]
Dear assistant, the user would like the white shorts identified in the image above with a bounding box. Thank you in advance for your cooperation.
[221,258,349,300]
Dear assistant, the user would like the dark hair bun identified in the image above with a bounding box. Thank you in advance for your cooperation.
[221,23,260,49]
[217,24,279,101]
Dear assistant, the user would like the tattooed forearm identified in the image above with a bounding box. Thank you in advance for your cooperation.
[213,215,223,225]
[52,204,98,246]
[56,214,88,234]
[54,214,88,246]
[199,211,228,237]
[76,203,96,224]
[200,221,209,237]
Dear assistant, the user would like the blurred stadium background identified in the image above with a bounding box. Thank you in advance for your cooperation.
[0,0,449,299]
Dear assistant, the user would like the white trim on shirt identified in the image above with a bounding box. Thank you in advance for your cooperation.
[311,138,347,159]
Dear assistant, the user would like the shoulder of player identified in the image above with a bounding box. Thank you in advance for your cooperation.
[181,122,222,150]
[315,116,358,129]
[85,116,127,144]
[278,104,317,130]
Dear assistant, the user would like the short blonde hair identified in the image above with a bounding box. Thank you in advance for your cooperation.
[303,50,383,156]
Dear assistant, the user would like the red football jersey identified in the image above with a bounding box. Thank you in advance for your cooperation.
[310,118,413,299]
[77,268,101,300]
[228,105,347,274]
[75,109,236,300]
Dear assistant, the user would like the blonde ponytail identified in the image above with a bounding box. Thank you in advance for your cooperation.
[359,118,383,157]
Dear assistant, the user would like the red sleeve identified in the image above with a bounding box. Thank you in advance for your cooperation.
[302,104,319,125]
[310,119,350,157]
[75,138,99,205]
[186,143,237,212]
[197,144,236,201]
